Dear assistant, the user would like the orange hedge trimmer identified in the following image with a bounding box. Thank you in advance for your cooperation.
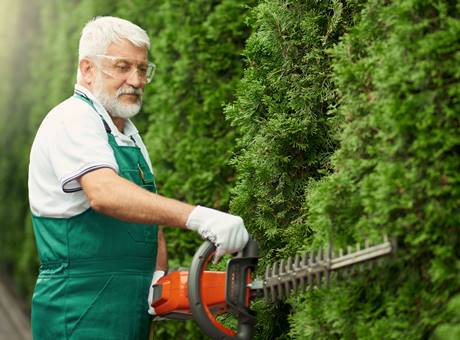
[151,235,395,339]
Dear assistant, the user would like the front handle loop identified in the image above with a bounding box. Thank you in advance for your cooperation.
[188,237,258,340]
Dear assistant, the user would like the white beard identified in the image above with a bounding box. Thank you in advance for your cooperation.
[93,73,143,119]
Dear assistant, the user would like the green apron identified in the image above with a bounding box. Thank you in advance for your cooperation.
[31,92,158,339]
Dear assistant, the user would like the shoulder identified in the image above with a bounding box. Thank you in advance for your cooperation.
[31,96,108,158]
[47,96,103,127]
[35,97,106,141]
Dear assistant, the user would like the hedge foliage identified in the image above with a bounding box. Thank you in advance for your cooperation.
[142,0,256,268]
[225,1,364,337]
[0,0,458,339]
[294,1,460,338]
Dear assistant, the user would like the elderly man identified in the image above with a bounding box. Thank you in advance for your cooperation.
[28,16,248,339]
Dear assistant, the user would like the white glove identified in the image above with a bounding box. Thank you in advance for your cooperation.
[186,206,249,262]
[147,270,166,315]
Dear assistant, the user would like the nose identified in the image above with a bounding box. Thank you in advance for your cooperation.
[126,68,145,88]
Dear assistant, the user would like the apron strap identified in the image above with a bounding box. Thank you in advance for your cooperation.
[130,136,139,147]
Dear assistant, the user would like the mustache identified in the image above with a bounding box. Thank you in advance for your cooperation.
[117,86,143,98]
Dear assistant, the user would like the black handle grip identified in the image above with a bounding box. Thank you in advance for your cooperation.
[188,237,258,340]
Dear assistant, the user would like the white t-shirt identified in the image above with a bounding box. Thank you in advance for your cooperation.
[28,84,154,218]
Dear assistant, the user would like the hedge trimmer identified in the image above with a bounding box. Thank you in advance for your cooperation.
[151,235,395,339]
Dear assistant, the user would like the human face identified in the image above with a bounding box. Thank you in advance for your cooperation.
[91,39,149,118]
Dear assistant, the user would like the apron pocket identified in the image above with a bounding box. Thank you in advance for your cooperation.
[66,275,148,339]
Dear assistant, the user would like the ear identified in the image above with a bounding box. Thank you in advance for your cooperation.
[79,58,95,85]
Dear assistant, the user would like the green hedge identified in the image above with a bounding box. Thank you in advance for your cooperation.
[227,0,459,338]
[290,0,460,338]
[142,0,255,267]
[226,0,364,337]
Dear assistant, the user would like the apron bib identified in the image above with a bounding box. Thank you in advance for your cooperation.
[31,92,158,339]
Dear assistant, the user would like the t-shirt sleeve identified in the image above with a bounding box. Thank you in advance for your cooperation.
[48,108,118,193]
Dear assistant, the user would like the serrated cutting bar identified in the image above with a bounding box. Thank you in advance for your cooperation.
[252,235,395,302]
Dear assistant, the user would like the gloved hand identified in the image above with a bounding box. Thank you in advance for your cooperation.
[148,270,166,315]
[186,206,249,262]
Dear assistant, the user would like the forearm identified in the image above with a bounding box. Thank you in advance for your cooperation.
[80,168,194,227]
[80,168,249,262]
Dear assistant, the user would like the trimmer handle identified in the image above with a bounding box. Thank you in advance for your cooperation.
[188,237,259,340]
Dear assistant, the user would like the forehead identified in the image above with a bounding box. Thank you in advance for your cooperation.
[105,39,148,61]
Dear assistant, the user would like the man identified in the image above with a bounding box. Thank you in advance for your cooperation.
[28,16,248,339]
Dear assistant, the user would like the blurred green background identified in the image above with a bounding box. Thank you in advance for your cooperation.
[0,0,459,339]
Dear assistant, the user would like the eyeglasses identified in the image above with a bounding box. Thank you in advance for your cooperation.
[93,55,156,84]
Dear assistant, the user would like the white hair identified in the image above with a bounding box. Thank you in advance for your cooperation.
[76,16,150,82]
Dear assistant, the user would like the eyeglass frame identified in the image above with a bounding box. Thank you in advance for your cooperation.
[91,54,156,84]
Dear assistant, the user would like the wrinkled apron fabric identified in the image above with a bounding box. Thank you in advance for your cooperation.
[31,93,158,339]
